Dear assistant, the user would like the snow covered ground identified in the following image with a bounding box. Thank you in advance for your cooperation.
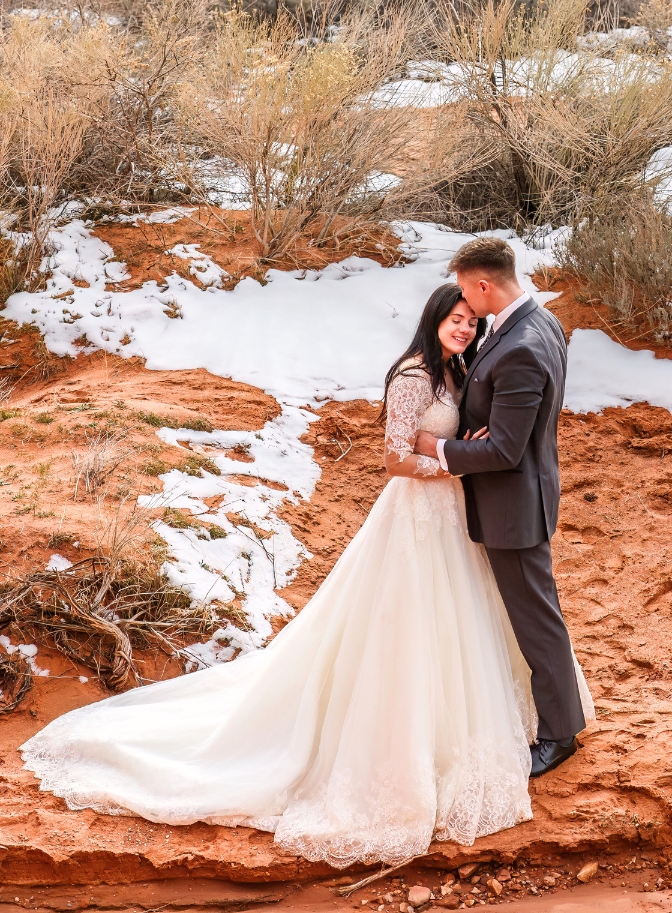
[138,406,320,662]
[5,215,672,662]
[375,49,665,109]
[645,145,672,212]
[565,329,672,414]
[3,219,560,405]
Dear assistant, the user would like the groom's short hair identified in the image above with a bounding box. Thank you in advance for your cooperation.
[450,238,517,283]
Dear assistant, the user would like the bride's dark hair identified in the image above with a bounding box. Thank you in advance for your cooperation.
[380,283,486,419]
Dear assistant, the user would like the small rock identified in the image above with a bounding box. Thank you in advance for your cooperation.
[440,885,453,896]
[443,874,456,886]
[408,886,431,906]
[436,896,460,911]
[543,876,557,887]
[384,895,395,904]
[470,876,480,884]
[486,878,503,896]
[451,883,464,894]
[458,863,480,879]
[399,904,412,913]
[577,862,599,883]
[496,869,511,882]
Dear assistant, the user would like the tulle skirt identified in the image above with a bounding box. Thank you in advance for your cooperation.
[21,476,592,867]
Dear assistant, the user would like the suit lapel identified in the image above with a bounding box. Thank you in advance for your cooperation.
[462,297,537,399]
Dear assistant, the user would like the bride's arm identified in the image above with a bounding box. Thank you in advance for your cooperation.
[384,371,451,479]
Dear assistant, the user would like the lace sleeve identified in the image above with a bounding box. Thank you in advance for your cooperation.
[385,370,434,462]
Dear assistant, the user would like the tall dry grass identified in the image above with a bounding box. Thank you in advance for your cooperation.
[170,6,489,259]
[556,192,672,342]
[0,2,204,298]
[0,17,121,293]
[432,0,672,230]
[2,0,672,338]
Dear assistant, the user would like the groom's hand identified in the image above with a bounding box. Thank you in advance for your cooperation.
[414,431,440,457]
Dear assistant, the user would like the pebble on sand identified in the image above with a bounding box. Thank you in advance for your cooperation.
[458,863,480,879]
[577,862,599,883]
[408,885,432,906]
[486,878,503,896]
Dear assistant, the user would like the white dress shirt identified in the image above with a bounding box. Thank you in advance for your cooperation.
[435,293,530,472]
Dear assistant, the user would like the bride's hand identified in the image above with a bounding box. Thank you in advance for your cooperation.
[464,426,489,441]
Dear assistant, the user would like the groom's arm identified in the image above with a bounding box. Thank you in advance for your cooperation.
[417,346,546,475]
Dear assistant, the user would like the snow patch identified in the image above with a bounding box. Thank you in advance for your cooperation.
[46,553,73,572]
[0,635,50,677]
[3,219,559,406]
[167,244,229,289]
[139,405,319,655]
[565,329,672,414]
[645,145,672,212]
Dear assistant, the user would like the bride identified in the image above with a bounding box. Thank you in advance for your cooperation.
[21,284,593,868]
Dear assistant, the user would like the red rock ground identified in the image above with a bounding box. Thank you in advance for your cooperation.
[1,224,672,909]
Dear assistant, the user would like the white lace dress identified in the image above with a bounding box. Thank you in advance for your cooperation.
[20,366,593,868]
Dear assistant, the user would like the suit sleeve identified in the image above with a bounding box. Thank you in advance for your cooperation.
[443,345,546,475]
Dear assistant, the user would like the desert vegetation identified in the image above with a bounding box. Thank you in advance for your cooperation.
[0,0,671,338]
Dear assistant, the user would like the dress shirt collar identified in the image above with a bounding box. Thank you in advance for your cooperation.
[491,291,530,333]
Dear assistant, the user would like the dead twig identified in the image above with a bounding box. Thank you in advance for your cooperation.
[332,426,353,463]
[0,651,33,714]
[336,855,424,897]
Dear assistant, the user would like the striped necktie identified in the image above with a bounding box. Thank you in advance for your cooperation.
[481,321,496,347]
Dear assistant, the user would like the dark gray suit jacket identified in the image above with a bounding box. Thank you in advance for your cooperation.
[443,297,567,550]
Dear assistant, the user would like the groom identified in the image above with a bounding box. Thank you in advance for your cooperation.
[415,237,585,777]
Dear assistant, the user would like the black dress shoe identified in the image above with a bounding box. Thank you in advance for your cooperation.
[530,737,577,777]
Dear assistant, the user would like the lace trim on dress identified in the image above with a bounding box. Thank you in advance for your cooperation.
[416,456,440,476]
[270,738,532,868]
[385,367,434,462]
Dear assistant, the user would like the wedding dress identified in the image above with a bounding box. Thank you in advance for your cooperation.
[21,362,594,868]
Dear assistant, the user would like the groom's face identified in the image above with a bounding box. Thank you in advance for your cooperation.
[456,271,493,318]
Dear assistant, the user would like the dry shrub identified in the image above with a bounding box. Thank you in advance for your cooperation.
[432,0,672,229]
[556,192,672,342]
[99,0,208,200]
[0,554,204,694]
[0,17,120,288]
[0,651,32,715]
[71,429,130,500]
[0,2,206,298]
[636,0,672,52]
[173,6,486,259]
[0,559,138,691]
[0,499,208,702]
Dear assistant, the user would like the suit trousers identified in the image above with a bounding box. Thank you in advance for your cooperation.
[485,540,586,741]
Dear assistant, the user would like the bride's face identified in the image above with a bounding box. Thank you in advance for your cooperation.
[438,300,479,359]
